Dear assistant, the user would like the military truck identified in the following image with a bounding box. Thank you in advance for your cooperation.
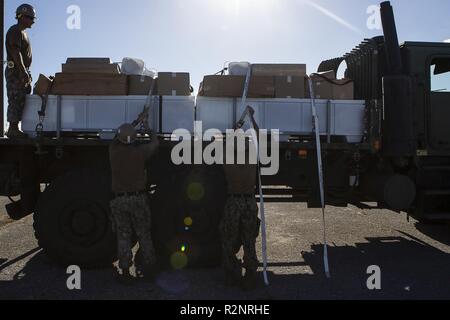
[0,1,449,268]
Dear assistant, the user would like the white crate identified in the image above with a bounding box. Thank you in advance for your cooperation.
[196,97,366,143]
[22,95,195,137]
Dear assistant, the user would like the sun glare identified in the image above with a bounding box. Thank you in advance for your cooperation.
[211,0,276,17]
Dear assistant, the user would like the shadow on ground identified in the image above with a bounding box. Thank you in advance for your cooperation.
[0,232,449,300]
[414,222,450,247]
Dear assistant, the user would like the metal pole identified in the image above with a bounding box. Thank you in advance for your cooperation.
[56,95,61,139]
[1,0,4,137]
[308,77,331,278]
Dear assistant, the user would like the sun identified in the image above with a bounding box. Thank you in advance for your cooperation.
[210,0,276,17]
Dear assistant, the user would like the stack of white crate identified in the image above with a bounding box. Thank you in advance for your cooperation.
[22,95,195,137]
[196,97,365,143]
[22,95,365,143]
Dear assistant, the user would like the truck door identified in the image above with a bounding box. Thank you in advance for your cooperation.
[428,57,450,150]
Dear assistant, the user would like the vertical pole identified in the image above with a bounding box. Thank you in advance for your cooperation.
[1,0,4,137]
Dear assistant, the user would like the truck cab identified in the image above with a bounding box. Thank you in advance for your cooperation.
[403,42,450,154]
[404,42,450,220]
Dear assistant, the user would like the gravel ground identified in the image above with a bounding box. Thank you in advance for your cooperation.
[0,197,449,300]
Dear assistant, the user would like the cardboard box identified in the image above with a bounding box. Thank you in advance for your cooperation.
[332,79,354,100]
[312,70,336,80]
[199,75,244,97]
[199,75,275,98]
[33,74,53,96]
[66,57,111,64]
[305,72,354,100]
[157,72,191,96]
[51,73,128,96]
[252,64,307,77]
[62,63,121,74]
[249,76,275,98]
[275,76,306,98]
[128,75,156,95]
[306,70,336,99]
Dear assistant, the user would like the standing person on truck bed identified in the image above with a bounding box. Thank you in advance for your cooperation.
[220,140,260,290]
[109,123,159,283]
[4,4,35,138]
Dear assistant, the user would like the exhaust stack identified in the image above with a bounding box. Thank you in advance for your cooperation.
[380,1,403,75]
[379,1,415,157]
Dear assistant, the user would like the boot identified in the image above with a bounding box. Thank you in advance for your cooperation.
[6,123,28,139]
[115,268,135,285]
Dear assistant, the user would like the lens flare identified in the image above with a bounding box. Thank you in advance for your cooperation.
[187,182,205,201]
[184,217,193,227]
[170,252,188,270]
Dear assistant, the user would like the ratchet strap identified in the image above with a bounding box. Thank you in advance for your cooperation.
[132,77,157,131]
[310,72,353,86]
[236,105,270,287]
[307,77,331,278]
[238,63,252,119]
[35,76,55,135]
[234,64,270,285]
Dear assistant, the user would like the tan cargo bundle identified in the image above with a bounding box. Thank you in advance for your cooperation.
[274,76,306,99]
[33,74,53,96]
[306,70,354,100]
[62,57,120,75]
[157,72,191,96]
[252,64,306,77]
[199,75,275,98]
[198,63,307,98]
[42,57,127,95]
[128,75,157,95]
[51,73,128,96]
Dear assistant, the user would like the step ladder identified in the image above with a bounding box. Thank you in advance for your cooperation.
[416,161,450,220]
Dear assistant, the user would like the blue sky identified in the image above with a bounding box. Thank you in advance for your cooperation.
[2,0,450,123]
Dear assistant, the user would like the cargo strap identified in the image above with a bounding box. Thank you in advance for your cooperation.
[310,72,353,86]
[236,105,270,287]
[35,77,55,136]
[238,64,252,120]
[132,77,157,132]
[307,77,331,278]
[235,63,253,130]
[214,67,227,75]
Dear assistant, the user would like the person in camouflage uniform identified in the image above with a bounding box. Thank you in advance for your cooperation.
[220,139,260,290]
[109,123,159,283]
[110,194,155,275]
[5,4,36,138]
[6,69,31,125]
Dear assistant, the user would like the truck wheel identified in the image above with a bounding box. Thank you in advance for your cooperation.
[33,169,116,268]
[151,166,227,268]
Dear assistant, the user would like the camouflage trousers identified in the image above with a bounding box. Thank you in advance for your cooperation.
[110,194,156,270]
[219,195,260,276]
[5,68,31,123]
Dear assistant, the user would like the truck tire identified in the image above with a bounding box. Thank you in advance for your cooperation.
[151,166,227,268]
[33,169,116,268]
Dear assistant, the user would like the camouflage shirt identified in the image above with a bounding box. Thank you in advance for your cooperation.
[6,24,32,73]
[109,139,159,193]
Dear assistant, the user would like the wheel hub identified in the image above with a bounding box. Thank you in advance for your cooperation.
[71,210,96,236]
